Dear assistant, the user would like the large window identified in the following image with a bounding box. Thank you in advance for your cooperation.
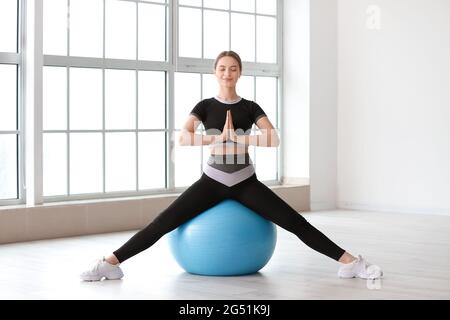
[0,0,22,204]
[1,0,281,204]
[42,0,168,200]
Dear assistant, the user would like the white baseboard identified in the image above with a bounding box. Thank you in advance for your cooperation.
[310,201,337,211]
[337,201,450,216]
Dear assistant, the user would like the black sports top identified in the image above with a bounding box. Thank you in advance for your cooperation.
[190,97,267,136]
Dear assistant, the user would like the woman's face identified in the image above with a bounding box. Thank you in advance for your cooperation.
[214,56,241,89]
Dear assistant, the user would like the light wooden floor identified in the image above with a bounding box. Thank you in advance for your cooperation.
[1,209,449,300]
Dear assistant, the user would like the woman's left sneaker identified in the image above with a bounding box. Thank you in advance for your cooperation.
[80,257,124,281]
[338,255,383,279]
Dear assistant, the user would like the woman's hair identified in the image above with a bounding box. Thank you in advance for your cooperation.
[213,51,242,72]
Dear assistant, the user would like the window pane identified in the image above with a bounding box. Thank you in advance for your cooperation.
[237,75,254,101]
[204,10,229,59]
[0,65,17,131]
[256,77,277,127]
[105,132,136,192]
[203,0,228,10]
[70,67,102,130]
[178,7,201,58]
[0,134,17,199]
[138,71,165,129]
[138,132,165,190]
[256,16,276,63]
[43,67,67,131]
[231,13,255,62]
[256,0,276,15]
[0,0,17,52]
[173,131,202,187]
[202,74,217,99]
[105,0,136,60]
[231,0,255,13]
[105,69,136,130]
[138,3,166,61]
[70,133,103,194]
[179,0,201,7]
[43,0,67,55]
[70,0,103,58]
[174,73,200,129]
[43,133,67,196]
[255,147,277,181]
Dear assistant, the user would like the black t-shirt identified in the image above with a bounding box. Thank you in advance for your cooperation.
[190,97,266,136]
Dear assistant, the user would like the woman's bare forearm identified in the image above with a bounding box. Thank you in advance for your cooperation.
[233,130,280,147]
[179,132,223,146]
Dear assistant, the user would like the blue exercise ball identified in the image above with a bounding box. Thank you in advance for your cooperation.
[168,199,277,276]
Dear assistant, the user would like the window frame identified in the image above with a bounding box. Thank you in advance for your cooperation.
[0,0,25,206]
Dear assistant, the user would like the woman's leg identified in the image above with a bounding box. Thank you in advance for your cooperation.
[232,175,346,261]
[113,174,228,263]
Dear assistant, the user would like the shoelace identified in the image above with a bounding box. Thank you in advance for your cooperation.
[359,255,370,267]
[87,259,103,273]
[358,255,382,276]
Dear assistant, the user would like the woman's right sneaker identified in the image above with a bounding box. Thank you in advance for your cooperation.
[80,257,124,281]
[338,255,383,279]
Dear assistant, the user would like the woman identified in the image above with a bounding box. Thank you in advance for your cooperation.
[81,51,383,281]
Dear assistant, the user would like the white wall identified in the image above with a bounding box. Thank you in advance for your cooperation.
[310,0,338,210]
[284,0,450,215]
[282,0,310,181]
[338,0,450,215]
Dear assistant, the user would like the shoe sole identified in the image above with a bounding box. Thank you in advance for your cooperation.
[80,272,124,282]
[337,270,357,278]
[80,276,103,281]
[338,272,383,279]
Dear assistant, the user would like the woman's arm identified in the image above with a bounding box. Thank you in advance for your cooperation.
[230,116,280,147]
[178,115,225,146]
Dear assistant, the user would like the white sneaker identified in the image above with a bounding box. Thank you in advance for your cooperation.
[338,255,383,279]
[80,257,124,281]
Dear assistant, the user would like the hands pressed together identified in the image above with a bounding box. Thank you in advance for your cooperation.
[219,110,238,143]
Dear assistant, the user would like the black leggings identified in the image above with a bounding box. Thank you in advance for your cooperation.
[113,173,346,263]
